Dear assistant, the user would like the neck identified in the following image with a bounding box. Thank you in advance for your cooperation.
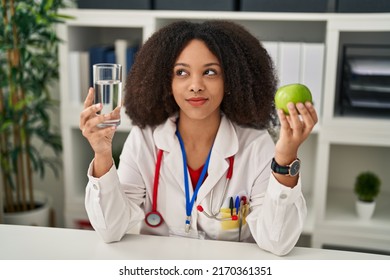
[177,113,221,149]
[177,112,221,169]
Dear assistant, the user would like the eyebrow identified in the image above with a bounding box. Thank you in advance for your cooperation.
[174,62,221,68]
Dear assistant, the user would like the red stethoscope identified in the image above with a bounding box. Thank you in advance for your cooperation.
[145,147,235,228]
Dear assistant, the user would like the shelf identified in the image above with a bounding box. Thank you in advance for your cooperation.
[156,17,326,43]
[313,188,390,253]
[328,144,390,192]
[319,122,390,147]
[63,9,156,28]
[325,188,390,233]
[333,31,390,121]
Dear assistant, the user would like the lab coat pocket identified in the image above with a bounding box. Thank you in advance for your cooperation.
[220,204,249,230]
[217,204,250,242]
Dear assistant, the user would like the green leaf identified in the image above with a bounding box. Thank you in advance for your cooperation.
[1,0,74,207]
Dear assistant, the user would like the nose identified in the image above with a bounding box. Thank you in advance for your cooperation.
[191,87,203,93]
[189,75,205,94]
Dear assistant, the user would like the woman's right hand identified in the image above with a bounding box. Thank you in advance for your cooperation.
[80,87,118,177]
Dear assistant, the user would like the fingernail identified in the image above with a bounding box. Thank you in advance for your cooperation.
[95,103,101,109]
[297,103,304,109]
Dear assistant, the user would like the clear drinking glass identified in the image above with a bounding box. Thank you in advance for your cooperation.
[93,63,122,127]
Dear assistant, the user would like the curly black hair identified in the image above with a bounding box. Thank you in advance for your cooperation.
[124,20,277,129]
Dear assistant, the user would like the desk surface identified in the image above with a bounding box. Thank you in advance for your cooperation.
[1,224,389,260]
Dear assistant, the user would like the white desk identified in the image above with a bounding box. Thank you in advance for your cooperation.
[1,224,389,260]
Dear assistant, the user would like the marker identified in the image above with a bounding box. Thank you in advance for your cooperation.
[235,196,240,215]
[229,197,234,216]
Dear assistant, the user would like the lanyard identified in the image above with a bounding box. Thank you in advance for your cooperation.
[145,143,235,229]
[176,130,212,232]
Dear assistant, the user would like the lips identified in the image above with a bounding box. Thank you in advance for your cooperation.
[186,97,208,106]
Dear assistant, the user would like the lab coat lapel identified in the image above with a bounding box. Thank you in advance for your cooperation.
[152,115,239,208]
[153,116,186,195]
[195,115,239,203]
[164,144,186,194]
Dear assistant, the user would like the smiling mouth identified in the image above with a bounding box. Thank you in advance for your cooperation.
[186,97,208,106]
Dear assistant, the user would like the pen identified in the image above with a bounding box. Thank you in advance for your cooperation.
[238,200,244,242]
[229,197,234,216]
[235,196,240,215]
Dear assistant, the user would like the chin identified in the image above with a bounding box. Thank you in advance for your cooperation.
[181,110,221,123]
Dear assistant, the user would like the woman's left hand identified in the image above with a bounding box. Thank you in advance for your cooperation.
[274,101,318,166]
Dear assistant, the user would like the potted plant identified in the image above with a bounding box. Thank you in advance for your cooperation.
[0,0,72,225]
[354,171,381,220]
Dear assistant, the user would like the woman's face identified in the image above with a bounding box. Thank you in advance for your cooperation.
[172,39,224,122]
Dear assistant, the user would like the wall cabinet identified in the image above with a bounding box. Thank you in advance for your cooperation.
[58,9,390,252]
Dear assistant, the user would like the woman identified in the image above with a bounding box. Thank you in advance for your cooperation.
[80,20,317,256]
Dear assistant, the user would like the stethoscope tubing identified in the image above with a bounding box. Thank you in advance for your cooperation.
[145,149,164,227]
[145,148,236,227]
[205,156,234,218]
[206,179,230,218]
[197,205,235,221]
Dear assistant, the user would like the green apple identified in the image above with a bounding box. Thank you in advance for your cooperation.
[274,83,312,115]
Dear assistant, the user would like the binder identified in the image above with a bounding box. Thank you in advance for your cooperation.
[262,41,279,83]
[279,42,301,86]
[301,43,325,113]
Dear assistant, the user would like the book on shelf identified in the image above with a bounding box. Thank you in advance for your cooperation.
[68,42,139,104]
[89,44,116,86]
[262,41,325,112]
[114,39,139,79]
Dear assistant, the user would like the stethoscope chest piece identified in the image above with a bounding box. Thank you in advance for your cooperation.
[145,211,163,227]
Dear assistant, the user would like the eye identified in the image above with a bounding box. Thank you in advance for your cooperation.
[175,69,188,77]
[204,69,217,76]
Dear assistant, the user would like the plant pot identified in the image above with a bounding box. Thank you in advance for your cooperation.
[3,191,52,227]
[355,200,376,220]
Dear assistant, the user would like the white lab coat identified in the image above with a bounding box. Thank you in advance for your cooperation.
[85,115,307,256]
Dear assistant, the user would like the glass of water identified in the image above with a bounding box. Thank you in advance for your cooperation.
[93,63,122,127]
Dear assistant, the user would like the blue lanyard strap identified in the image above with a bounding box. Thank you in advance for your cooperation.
[176,130,212,225]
